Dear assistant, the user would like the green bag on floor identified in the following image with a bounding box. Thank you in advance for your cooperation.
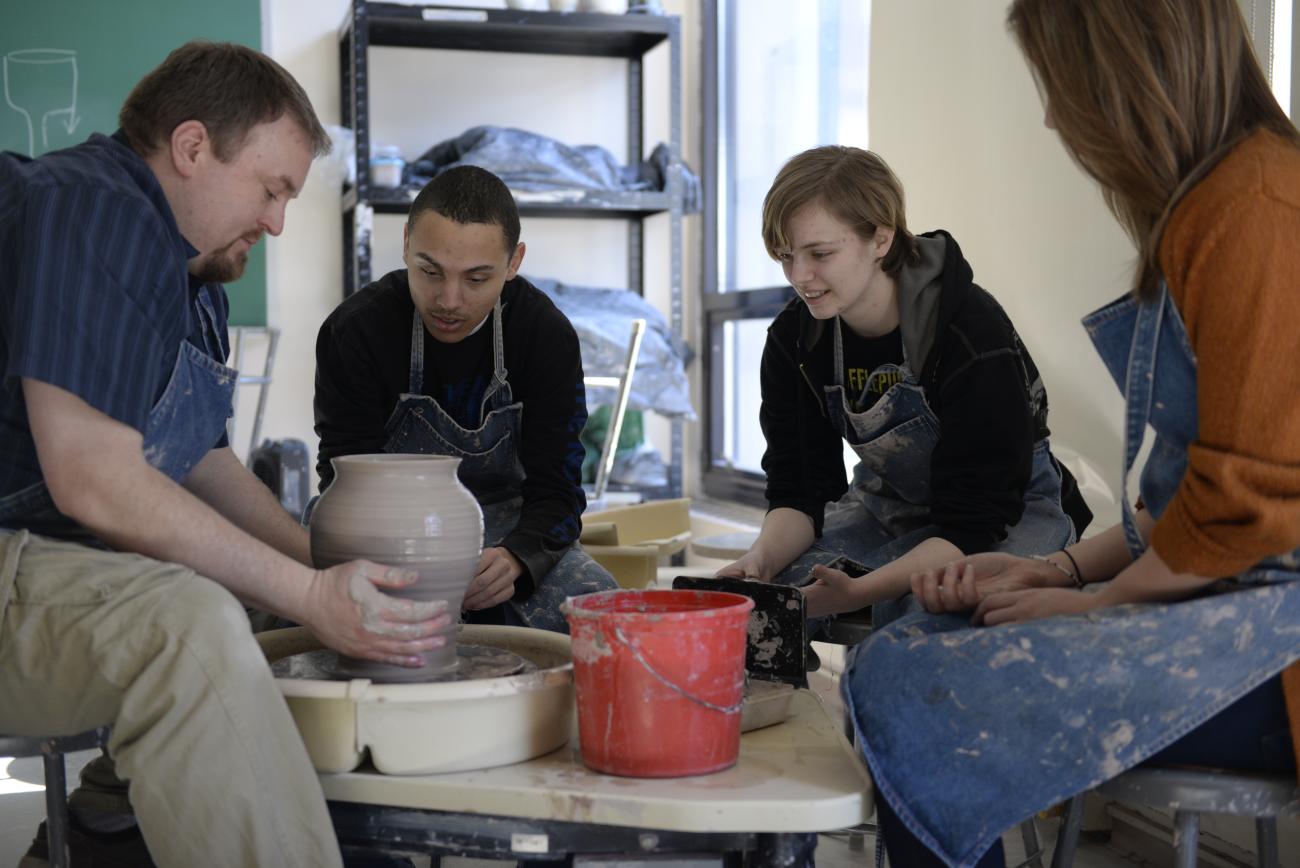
[580,405,644,484]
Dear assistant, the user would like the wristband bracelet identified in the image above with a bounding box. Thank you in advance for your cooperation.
[1059,548,1086,588]
[1032,553,1083,589]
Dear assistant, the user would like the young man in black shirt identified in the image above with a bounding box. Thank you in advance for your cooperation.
[315,166,616,630]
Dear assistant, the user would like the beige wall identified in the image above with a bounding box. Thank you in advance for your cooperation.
[868,0,1133,524]
[867,0,1296,527]
[242,0,702,494]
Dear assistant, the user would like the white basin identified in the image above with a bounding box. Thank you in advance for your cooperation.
[258,624,574,775]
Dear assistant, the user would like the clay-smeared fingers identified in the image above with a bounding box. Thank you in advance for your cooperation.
[362,564,419,589]
[369,592,449,623]
[368,616,450,640]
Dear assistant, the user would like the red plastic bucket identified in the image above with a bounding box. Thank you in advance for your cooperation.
[563,588,754,777]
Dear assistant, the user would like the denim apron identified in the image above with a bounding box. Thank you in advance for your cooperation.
[0,285,236,542]
[382,305,614,633]
[841,285,1300,868]
[775,318,1076,620]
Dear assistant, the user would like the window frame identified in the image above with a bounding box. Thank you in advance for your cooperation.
[700,0,795,507]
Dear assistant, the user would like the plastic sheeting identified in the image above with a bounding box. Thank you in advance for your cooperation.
[404,125,701,212]
[529,277,695,420]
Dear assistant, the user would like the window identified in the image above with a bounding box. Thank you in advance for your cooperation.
[702,0,871,504]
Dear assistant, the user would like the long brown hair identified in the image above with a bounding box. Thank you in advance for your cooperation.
[1007,0,1299,298]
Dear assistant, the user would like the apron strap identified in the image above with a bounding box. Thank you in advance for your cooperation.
[831,317,845,386]
[1119,284,1167,559]
[489,297,508,389]
[409,299,510,408]
[475,298,511,419]
[408,310,425,394]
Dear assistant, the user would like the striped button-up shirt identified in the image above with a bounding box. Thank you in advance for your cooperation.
[0,131,227,502]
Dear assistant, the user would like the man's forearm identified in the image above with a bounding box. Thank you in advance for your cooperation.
[184,446,312,566]
[26,379,316,620]
[79,458,315,617]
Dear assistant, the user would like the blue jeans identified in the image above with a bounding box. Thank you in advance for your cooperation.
[875,675,1293,867]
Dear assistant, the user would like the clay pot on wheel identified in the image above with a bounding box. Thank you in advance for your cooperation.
[310,454,484,681]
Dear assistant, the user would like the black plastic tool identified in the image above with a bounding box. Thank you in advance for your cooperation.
[671,575,808,688]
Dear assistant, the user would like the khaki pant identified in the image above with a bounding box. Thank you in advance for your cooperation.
[0,529,343,868]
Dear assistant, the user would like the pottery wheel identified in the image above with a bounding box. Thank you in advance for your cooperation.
[271,643,536,683]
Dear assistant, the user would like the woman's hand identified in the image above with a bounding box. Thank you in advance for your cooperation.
[973,587,1099,625]
[715,550,774,582]
[801,563,864,618]
[910,551,1070,614]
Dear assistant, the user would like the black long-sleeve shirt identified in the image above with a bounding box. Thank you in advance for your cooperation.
[760,230,1090,554]
[314,271,588,592]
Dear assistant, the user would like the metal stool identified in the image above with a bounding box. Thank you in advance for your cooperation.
[0,728,110,868]
[1050,766,1300,868]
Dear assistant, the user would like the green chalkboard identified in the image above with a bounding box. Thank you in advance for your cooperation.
[1,0,267,326]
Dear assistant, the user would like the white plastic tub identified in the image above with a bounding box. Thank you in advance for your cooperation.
[258,625,574,775]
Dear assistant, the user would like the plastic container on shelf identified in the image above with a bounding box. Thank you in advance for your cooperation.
[369,145,405,189]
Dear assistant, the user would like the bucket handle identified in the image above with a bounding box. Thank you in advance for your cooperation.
[610,625,744,715]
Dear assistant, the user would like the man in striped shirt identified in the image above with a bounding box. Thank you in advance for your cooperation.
[0,42,447,867]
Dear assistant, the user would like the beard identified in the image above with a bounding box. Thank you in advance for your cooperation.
[191,238,253,284]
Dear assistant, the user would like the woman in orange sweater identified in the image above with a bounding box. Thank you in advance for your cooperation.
[842,1,1300,866]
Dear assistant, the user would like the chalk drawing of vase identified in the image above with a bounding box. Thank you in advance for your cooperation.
[4,49,81,157]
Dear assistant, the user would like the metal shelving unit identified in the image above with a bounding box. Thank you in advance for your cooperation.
[338,0,684,498]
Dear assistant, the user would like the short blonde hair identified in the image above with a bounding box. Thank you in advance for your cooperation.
[761,146,920,277]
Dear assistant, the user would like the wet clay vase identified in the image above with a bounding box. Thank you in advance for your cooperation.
[310,454,484,681]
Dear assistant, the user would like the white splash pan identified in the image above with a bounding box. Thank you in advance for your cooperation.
[257,624,573,775]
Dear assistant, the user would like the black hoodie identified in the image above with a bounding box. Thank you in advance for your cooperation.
[759,230,1090,553]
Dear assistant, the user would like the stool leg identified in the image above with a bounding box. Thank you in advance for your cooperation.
[42,751,70,868]
[1049,796,1085,868]
[1255,817,1279,868]
[1172,811,1199,868]
[1019,818,1043,868]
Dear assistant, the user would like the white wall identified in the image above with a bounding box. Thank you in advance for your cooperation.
[868,0,1133,524]
[244,0,701,494]
[232,0,352,476]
